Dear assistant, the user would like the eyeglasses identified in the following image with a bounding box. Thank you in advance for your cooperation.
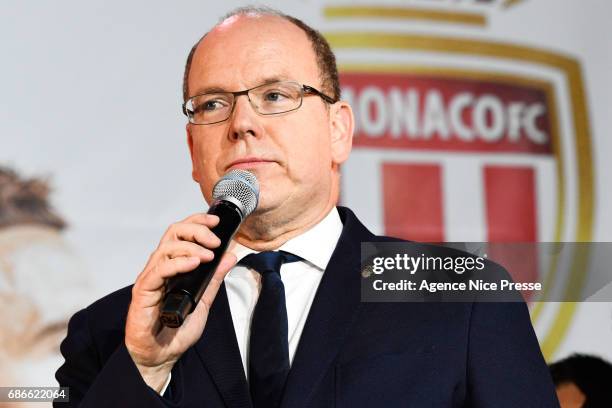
[182,80,337,125]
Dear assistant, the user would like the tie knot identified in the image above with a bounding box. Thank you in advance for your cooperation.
[239,250,301,275]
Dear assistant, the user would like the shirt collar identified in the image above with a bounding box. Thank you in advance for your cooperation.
[230,207,343,271]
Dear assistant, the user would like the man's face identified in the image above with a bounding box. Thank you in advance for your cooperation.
[186,15,350,223]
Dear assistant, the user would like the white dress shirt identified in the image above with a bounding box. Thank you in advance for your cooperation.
[160,207,342,394]
[226,207,343,375]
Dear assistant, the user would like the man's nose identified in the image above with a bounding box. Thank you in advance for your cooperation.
[227,95,262,141]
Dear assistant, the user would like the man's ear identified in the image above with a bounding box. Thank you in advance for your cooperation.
[329,101,354,165]
[186,124,199,183]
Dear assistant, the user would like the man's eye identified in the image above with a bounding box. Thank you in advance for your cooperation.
[200,100,225,111]
[264,91,288,102]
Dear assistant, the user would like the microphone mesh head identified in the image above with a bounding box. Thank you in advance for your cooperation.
[212,169,259,217]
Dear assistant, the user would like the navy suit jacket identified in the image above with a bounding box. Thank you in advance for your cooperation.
[55,207,559,407]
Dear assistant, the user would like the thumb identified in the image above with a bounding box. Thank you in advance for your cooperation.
[191,252,237,320]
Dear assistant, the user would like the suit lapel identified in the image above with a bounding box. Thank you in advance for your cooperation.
[194,283,252,408]
[281,207,374,408]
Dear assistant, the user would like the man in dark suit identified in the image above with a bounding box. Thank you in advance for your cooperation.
[56,6,560,407]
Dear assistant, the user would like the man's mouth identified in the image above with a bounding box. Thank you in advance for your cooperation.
[226,157,276,170]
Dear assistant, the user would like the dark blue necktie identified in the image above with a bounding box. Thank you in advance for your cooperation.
[239,250,301,408]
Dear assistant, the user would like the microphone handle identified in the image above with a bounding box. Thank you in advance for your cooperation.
[159,200,243,328]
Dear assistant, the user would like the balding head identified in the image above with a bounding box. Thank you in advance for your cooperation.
[182,7,339,103]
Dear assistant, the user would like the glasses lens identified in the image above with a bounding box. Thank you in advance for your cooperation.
[188,93,234,124]
[250,82,302,115]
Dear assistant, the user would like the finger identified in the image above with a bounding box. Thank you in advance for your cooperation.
[136,256,200,293]
[198,253,237,311]
[180,213,220,226]
[161,214,219,242]
[161,223,222,248]
[214,252,238,280]
[137,240,215,295]
[157,240,215,263]
[170,253,238,338]
[175,224,222,248]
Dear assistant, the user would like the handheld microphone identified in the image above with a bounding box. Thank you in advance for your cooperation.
[160,169,259,328]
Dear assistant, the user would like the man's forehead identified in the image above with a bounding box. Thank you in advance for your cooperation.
[200,14,309,53]
[210,13,298,37]
[188,14,320,92]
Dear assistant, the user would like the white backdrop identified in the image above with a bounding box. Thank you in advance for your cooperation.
[1,0,611,387]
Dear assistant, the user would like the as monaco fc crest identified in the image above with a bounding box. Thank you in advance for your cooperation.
[324,3,595,359]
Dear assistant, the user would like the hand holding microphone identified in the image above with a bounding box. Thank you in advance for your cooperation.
[124,170,259,392]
